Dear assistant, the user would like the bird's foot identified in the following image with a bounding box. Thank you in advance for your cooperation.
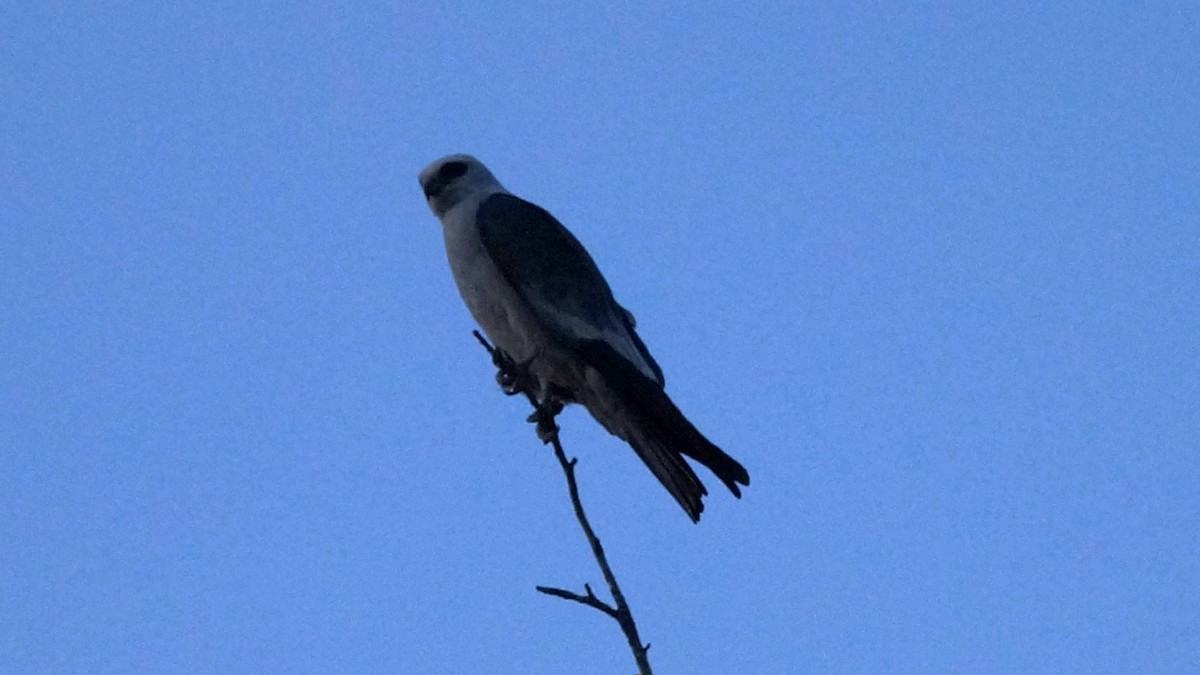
[527,400,562,443]
[490,349,535,398]
[495,368,522,395]
[470,330,562,444]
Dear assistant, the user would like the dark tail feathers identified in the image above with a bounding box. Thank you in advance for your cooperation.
[577,340,751,521]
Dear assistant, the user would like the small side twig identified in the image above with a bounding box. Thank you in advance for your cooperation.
[534,582,618,619]
[472,330,653,675]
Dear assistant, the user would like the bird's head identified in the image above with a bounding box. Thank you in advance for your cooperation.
[418,154,505,218]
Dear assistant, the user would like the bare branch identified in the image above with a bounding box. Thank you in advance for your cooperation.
[535,584,619,619]
[472,330,654,675]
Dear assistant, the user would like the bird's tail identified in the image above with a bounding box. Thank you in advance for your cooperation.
[576,341,751,522]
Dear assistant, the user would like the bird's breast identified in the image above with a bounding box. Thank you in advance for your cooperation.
[441,205,542,364]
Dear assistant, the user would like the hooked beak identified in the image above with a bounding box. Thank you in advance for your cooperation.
[422,178,445,199]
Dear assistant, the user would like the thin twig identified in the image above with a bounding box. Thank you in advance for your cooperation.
[472,330,654,675]
[533,582,619,619]
[539,431,654,674]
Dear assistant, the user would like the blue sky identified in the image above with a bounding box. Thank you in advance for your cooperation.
[2,2,1197,673]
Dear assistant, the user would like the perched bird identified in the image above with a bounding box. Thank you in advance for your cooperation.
[419,154,749,521]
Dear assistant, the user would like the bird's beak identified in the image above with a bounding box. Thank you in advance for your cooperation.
[422,179,445,199]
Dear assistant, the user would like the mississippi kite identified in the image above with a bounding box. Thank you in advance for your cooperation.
[419,154,749,521]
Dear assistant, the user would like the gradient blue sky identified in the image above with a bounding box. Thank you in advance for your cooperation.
[3,2,1197,673]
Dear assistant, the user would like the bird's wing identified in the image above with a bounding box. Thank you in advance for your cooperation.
[475,193,663,385]
[476,192,750,520]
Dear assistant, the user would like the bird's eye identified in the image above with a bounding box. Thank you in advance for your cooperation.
[438,161,468,181]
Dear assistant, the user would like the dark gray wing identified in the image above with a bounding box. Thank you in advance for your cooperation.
[476,193,664,385]
[478,193,750,520]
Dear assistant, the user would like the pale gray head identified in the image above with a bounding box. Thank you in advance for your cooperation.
[418,154,506,218]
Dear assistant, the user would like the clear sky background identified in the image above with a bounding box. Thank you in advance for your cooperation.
[2,2,1197,673]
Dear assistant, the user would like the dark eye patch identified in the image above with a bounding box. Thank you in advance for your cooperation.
[438,161,468,181]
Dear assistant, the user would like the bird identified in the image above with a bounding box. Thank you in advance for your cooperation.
[419,154,749,521]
